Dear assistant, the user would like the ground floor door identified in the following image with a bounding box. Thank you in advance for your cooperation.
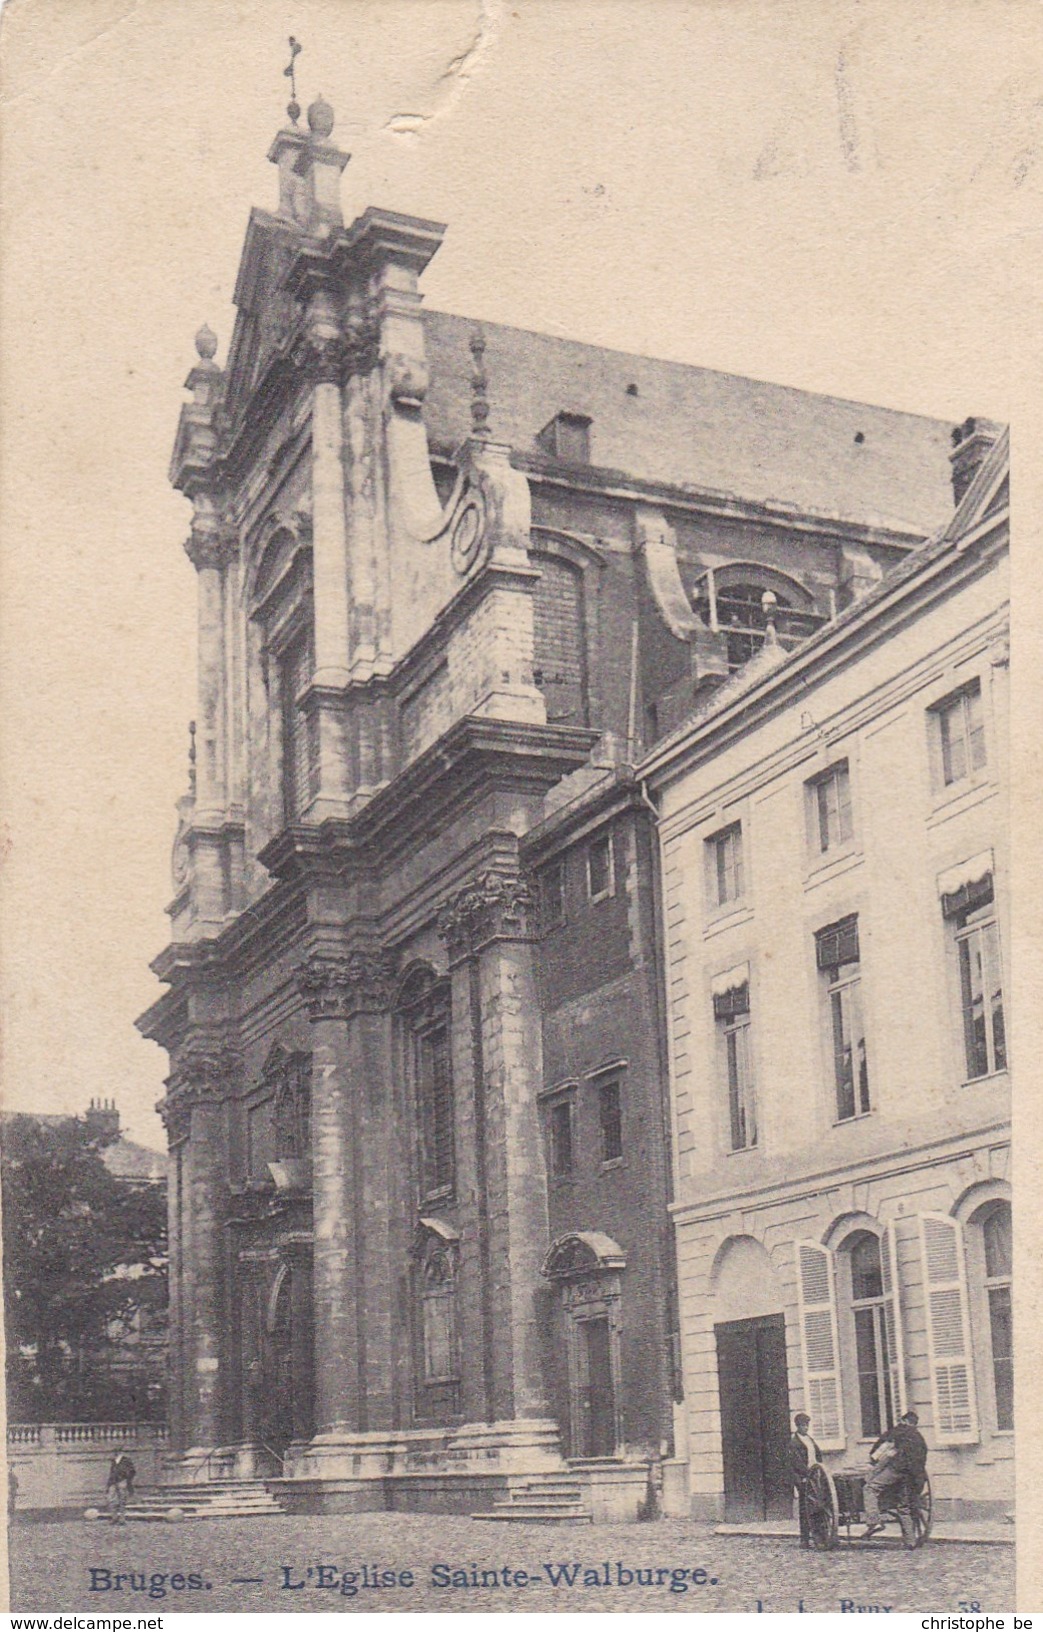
[576,1315,617,1458]
[715,1313,791,1521]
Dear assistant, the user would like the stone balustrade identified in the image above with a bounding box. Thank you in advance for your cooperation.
[7,1423,170,1512]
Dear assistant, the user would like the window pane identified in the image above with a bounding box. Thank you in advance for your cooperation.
[959,929,990,1078]
[831,985,856,1121]
[983,1207,1012,1279]
[983,922,1006,1071]
[837,765,854,843]
[854,1306,884,1437]
[940,697,967,785]
[851,1234,883,1301]
[713,826,743,904]
[966,684,987,773]
[726,1020,756,1150]
[988,1285,1013,1430]
[599,1080,623,1163]
[817,776,836,851]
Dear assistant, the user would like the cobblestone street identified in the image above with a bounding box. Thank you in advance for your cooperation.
[10,1512,1013,1614]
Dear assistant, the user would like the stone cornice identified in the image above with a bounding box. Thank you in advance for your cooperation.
[260,716,598,883]
[295,948,397,1020]
[437,869,536,964]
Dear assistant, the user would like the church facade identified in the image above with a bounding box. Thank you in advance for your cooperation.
[138,94,959,1517]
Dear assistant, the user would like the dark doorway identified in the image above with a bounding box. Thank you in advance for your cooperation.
[715,1313,791,1521]
[577,1316,616,1457]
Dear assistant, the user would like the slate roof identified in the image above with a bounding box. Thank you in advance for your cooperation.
[421,310,956,536]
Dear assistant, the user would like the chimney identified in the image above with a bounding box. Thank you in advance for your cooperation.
[950,417,1002,506]
[85,1097,120,1141]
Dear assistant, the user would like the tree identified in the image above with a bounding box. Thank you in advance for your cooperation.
[2,1114,167,1421]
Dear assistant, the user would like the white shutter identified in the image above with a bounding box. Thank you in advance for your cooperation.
[918,1213,979,1444]
[880,1223,908,1420]
[796,1240,845,1450]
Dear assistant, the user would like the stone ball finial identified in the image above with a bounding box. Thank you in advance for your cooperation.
[307,95,335,139]
[194,323,218,362]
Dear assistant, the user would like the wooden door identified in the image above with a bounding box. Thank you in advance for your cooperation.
[716,1313,791,1520]
[577,1316,616,1457]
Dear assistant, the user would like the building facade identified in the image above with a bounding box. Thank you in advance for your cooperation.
[138,93,960,1516]
[643,430,1010,1521]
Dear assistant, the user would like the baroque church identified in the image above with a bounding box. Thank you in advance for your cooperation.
[138,92,961,1519]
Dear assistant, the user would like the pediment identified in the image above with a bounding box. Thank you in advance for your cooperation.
[223,209,303,427]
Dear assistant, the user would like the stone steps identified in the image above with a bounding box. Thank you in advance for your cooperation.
[117,1479,287,1522]
[473,1474,593,1524]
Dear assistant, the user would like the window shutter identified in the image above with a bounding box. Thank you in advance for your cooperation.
[796,1240,845,1450]
[880,1224,908,1420]
[918,1213,979,1444]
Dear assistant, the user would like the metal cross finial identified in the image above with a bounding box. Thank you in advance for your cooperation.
[284,36,302,125]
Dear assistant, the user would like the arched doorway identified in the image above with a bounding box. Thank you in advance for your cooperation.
[542,1233,626,1459]
[711,1236,791,1521]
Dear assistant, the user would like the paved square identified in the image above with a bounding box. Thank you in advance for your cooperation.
[9,1513,1014,1614]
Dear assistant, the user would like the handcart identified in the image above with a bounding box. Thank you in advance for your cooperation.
[804,1463,932,1550]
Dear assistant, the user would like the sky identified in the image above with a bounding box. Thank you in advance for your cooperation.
[0,0,1037,1150]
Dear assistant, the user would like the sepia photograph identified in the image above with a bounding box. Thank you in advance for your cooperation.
[0,0,1034,1614]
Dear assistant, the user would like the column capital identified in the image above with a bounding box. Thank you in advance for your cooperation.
[158,1036,242,1132]
[294,331,351,386]
[295,948,397,1020]
[183,530,238,572]
[437,869,536,964]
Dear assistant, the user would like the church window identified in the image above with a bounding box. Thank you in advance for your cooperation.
[418,1022,454,1200]
[713,981,755,1151]
[279,624,317,821]
[587,832,614,901]
[549,1097,575,1178]
[274,1054,312,1160]
[598,1076,623,1165]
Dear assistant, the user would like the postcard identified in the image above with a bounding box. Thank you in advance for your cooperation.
[1,0,1036,1614]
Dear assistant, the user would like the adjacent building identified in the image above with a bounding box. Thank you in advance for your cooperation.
[642,428,1010,1521]
[137,92,962,1517]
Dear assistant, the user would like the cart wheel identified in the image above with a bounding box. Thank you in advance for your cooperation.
[806,1462,840,1551]
[910,1473,933,1547]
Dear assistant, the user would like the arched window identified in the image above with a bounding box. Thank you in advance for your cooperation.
[532,554,588,725]
[843,1232,894,1438]
[689,566,823,672]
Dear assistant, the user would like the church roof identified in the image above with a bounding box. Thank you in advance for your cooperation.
[101,1139,167,1185]
[421,310,955,537]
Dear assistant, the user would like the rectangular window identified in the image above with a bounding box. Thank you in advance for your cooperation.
[541,857,565,930]
[548,1098,574,1177]
[280,625,317,822]
[707,822,744,909]
[419,1025,454,1197]
[598,1078,623,1164]
[944,877,1006,1081]
[587,832,613,901]
[807,761,853,855]
[714,983,755,1151]
[816,916,870,1120]
[933,679,986,788]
